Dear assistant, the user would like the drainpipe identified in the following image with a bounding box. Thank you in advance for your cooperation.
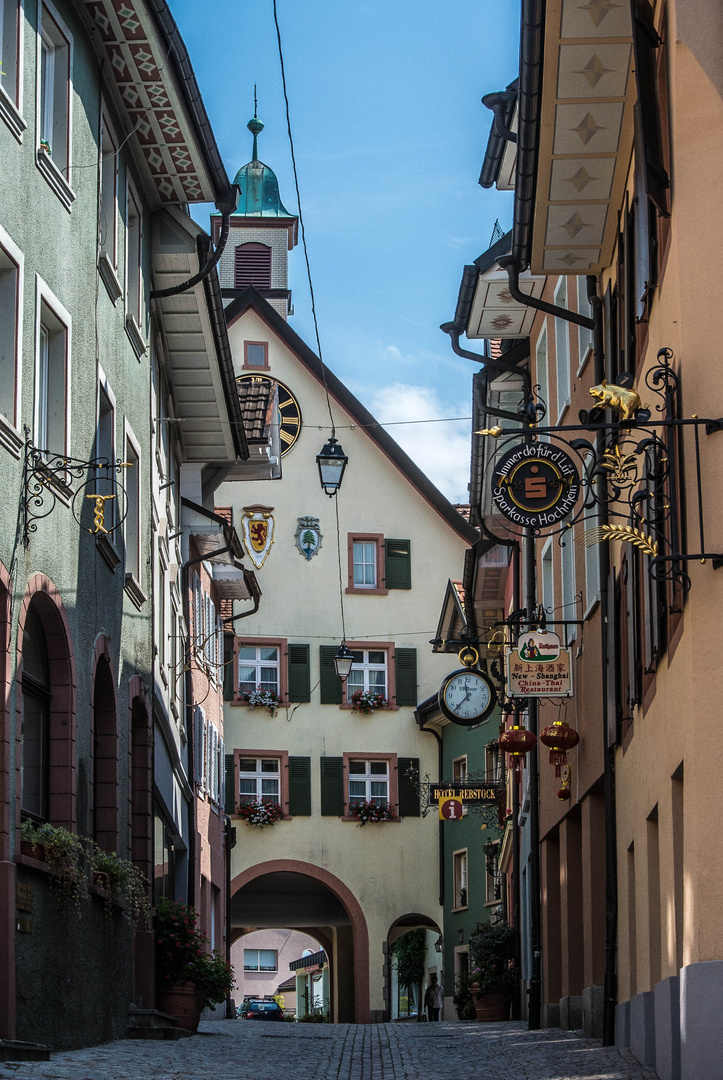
[224,813,236,1018]
[441,324,537,425]
[497,256,596,330]
[150,186,239,300]
[586,273,618,1046]
[181,537,232,908]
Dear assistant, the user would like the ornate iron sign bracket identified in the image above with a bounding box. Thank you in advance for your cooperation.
[23,431,131,546]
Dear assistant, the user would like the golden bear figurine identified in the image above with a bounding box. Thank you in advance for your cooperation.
[589,380,642,422]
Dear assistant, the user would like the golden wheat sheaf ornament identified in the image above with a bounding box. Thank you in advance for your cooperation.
[583,524,658,558]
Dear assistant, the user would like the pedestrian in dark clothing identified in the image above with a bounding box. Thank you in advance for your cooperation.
[424,974,443,1021]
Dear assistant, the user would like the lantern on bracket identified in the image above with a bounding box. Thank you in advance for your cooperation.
[498,723,537,771]
[539,720,580,776]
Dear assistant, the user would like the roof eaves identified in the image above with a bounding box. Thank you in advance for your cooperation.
[198,234,249,461]
[146,0,231,203]
[224,289,479,545]
[472,229,514,276]
[512,0,545,268]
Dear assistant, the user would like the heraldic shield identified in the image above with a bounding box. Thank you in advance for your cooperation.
[295,516,322,560]
[241,505,275,568]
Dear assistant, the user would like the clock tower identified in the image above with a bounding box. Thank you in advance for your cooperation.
[212,116,298,319]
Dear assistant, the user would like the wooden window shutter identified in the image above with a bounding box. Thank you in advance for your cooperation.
[631,0,669,215]
[225,753,236,815]
[319,645,342,705]
[394,648,418,707]
[223,636,235,700]
[288,644,311,702]
[320,757,344,816]
[288,756,311,816]
[397,757,420,817]
[234,243,272,289]
[384,539,411,589]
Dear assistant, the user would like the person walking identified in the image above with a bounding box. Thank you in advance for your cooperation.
[424,973,443,1021]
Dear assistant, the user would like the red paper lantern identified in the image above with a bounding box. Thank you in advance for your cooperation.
[557,786,571,801]
[539,721,580,776]
[498,724,537,770]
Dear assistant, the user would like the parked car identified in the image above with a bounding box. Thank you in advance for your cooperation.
[241,998,284,1021]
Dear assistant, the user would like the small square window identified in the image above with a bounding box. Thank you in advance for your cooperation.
[243,341,268,369]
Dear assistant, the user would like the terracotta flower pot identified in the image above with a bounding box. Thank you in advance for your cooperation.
[157,982,202,1032]
[473,991,509,1022]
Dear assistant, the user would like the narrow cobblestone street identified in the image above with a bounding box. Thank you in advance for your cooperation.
[0,1021,660,1080]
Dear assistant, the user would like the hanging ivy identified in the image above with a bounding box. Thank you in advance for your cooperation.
[390,927,426,990]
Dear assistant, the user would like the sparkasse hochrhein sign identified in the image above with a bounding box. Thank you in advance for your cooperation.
[492,441,580,528]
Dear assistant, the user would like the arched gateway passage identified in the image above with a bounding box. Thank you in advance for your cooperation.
[231,860,369,1023]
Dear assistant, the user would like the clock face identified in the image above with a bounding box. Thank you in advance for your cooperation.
[236,375,302,456]
[440,669,496,726]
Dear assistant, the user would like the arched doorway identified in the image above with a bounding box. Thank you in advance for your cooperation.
[386,914,442,1022]
[231,860,369,1023]
[91,643,117,852]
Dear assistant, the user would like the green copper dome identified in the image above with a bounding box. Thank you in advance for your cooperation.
[230,117,295,218]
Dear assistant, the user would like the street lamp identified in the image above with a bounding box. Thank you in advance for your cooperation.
[316,437,348,497]
[333,642,354,681]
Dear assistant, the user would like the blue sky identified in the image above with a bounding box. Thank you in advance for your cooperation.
[177,0,519,502]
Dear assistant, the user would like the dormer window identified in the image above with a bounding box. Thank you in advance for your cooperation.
[234,242,271,289]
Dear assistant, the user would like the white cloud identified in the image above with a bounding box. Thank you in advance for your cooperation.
[366,383,471,505]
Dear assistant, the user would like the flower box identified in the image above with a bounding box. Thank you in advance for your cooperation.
[350,691,388,715]
[241,689,281,716]
[236,800,284,828]
[348,800,396,826]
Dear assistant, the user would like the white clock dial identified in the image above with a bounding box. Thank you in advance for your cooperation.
[443,672,492,719]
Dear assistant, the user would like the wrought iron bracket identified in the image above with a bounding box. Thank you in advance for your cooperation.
[22,432,130,546]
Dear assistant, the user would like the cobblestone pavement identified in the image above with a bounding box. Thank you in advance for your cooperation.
[0,1020,660,1080]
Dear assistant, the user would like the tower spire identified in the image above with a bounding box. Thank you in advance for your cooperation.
[248,86,264,162]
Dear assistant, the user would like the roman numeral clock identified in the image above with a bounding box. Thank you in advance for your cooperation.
[236,375,303,454]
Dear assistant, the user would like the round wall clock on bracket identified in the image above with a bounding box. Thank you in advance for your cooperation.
[438,647,497,727]
[236,375,302,455]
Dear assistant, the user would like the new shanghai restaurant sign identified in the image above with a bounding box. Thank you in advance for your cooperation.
[491,442,580,529]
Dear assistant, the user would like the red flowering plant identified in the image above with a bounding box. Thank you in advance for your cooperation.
[236,800,284,828]
[155,898,234,1008]
[350,690,388,714]
[348,800,396,826]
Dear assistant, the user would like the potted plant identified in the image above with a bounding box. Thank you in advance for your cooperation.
[19,820,88,907]
[468,922,515,1022]
[242,688,281,716]
[348,800,396,826]
[155,898,234,1031]
[91,845,151,923]
[236,799,284,828]
[452,969,477,1021]
[350,690,388,714]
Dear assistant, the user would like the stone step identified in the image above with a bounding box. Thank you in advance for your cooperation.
[0,1040,52,1062]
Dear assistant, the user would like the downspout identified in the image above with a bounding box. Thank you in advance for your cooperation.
[181,537,233,908]
[441,324,537,425]
[497,256,596,330]
[587,273,618,1046]
[415,712,444,908]
[150,186,239,300]
[224,813,236,1018]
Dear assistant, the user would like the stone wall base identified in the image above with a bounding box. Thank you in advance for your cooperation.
[559,995,582,1030]
[582,985,603,1038]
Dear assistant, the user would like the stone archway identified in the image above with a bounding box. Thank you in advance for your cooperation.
[386,913,443,1022]
[231,860,370,1023]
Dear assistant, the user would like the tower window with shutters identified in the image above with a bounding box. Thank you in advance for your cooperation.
[234,242,271,289]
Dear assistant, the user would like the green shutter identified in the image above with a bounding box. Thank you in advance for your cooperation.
[395,648,418,707]
[397,757,420,818]
[288,644,311,703]
[288,756,311,816]
[384,539,411,589]
[320,757,344,816]
[225,754,236,815]
[223,635,235,701]
[319,645,342,705]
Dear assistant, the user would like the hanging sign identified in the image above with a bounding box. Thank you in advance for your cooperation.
[431,784,499,803]
[506,646,573,697]
[241,505,275,568]
[491,442,580,529]
[438,798,464,821]
[517,630,561,663]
